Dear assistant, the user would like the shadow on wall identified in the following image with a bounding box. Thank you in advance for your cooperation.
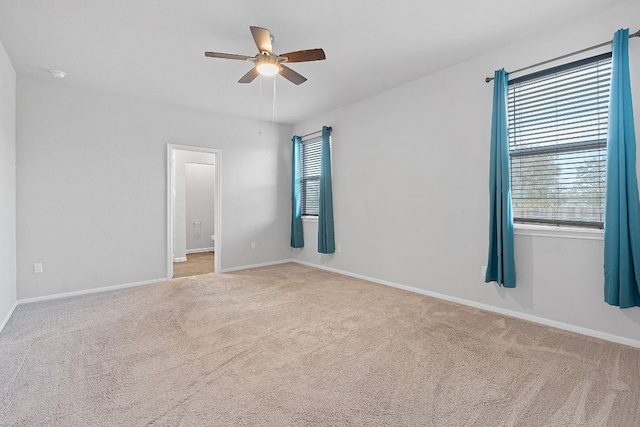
[499,234,534,310]
[622,308,640,326]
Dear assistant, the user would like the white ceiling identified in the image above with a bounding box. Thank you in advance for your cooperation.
[0,0,627,124]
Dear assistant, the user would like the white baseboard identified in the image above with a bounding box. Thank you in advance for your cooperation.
[218,259,291,273]
[186,247,214,254]
[0,300,18,335]
[18,277,168,305]
[173,257,187,263]
[291,259,640,349]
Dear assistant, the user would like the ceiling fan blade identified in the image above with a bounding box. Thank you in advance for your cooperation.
[279,65,307,85]
[205,51,253,61]
[238,67,260,84]
[279,49,326,63]
[250,26,272,54]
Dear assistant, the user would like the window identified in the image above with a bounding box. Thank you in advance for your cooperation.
[301,136,322,216]
[508,53,612,228]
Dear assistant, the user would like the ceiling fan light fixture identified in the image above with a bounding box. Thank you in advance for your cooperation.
[256,61,280,76]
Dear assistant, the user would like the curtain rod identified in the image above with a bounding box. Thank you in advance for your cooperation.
[485,29,640,83]
[299,127,332,139]
[300,130,321,138]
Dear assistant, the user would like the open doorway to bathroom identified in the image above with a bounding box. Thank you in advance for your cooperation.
[174,161,215,277]
[167,144,221,278]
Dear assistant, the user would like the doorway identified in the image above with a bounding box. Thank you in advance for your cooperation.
[167,144,221,279]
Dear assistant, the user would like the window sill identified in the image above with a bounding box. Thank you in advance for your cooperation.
[514,223,604,241]
[302,216,318,223]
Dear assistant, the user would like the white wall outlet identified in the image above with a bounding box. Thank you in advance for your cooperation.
[34,263,43,274]
[337,244,342,253]
[251,242,255,249]
[481,265,487,278]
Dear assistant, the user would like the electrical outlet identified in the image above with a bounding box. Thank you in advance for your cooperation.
[251,242,256,249]
[34,263,43,274]
[481,265,487,278]
[337,245,342,253]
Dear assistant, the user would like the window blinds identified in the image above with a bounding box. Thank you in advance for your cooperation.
[301,137,322,215]
[508,52,612,227]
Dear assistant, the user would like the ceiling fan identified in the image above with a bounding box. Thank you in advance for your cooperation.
[204,26,326,85]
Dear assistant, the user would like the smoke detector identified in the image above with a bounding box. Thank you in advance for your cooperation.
[49,70,66,79]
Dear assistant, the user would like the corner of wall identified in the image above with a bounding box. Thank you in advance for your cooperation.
[0,37,17,333]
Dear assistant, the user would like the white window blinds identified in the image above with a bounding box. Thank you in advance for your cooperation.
[508,52,612,228]
[301,137,322,215]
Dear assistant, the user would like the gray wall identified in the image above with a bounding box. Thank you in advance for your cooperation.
[0,39,16,327]
[292,0,640,343]
[16,75,292,299]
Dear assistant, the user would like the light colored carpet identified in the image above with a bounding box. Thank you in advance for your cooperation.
[1,263,639,426]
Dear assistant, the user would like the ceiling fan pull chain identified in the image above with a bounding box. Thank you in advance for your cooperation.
[258,75,263,137]
[272,76,277,138]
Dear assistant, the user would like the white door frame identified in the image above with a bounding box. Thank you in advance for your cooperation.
[167,144,222,278]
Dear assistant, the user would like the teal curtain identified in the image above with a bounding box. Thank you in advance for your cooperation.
[485,69,516,288]
[290,135,304,248]
[604,28,640,308]
[318,126,335,254]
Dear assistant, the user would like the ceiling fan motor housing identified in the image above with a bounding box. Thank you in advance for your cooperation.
[255,53,280,76]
